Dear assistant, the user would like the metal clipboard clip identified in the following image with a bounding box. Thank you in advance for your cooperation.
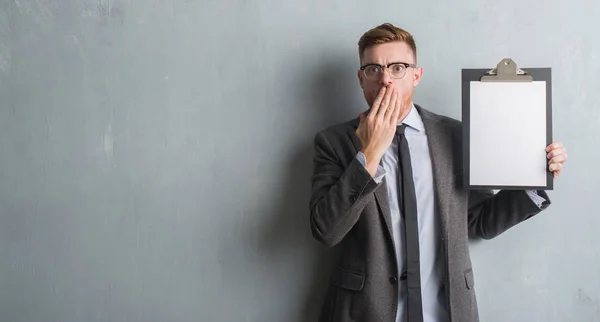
[480,58,533,82]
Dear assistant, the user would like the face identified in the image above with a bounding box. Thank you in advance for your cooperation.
[357,41,423,119]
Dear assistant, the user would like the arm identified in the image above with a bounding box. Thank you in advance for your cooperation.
[525,190,547,207]
[468,140,567,239]
[309,131,381,247]
[467,189,551,239]
[309,86,402,247]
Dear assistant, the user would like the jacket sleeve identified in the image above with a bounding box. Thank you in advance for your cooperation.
[309,131,381,247]
[467,189,551,239]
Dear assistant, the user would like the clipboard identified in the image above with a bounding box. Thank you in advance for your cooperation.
[462,58,553,190]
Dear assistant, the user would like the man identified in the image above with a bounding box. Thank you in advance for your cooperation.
[308,23,567,322]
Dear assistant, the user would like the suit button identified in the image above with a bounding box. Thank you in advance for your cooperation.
[389,276,398,284]
[400,271,407,280]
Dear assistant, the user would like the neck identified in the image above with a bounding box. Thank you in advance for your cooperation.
[396,99,413,124]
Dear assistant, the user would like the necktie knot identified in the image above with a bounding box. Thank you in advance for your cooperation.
[397,123,408,135]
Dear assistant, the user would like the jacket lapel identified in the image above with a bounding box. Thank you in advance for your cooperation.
[417,106,452,240]
[348,127,362,153]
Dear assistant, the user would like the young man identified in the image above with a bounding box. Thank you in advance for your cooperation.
[309,23,567,322]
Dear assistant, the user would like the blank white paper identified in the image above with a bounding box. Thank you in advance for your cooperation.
[469,81,548,187]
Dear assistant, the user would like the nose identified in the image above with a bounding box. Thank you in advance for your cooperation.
[380,69,393,86]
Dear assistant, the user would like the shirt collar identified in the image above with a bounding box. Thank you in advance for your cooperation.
[397,103,424,132]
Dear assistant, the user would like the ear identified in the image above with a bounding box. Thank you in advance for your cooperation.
[413,67,423,87]
[357,69,364,88]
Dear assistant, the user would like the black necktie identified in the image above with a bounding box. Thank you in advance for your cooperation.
[397,124,424,322]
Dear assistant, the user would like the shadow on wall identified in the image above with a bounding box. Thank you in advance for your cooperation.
[304,55,364,130]
[256,55,361,322]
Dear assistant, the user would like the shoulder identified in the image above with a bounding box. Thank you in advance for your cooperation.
[415,104,462,135]
[313,115,359,143]
[311,115,362,163]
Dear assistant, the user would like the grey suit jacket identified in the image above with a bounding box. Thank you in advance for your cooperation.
[309,104,550,322]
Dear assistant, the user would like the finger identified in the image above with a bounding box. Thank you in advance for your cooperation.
[545,142,563,152]
[549,154,567,165]
[357,113,365,132]
[390,94,402,125]
[548,163,563,172]
[377,87,394,119]
[547,147,567,159]
[384,89,398,120]
[369,87,387,119]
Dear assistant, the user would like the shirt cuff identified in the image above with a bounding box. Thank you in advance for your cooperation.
[526,190,547,208]
[356,151,385,184]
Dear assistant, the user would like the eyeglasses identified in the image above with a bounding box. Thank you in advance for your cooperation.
[360,62,417,80]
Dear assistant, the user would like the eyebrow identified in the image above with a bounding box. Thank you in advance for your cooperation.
[361,62,413,67]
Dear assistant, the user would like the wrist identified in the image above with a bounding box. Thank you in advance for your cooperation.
[361,148,382,163]
[361,149,382,177]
